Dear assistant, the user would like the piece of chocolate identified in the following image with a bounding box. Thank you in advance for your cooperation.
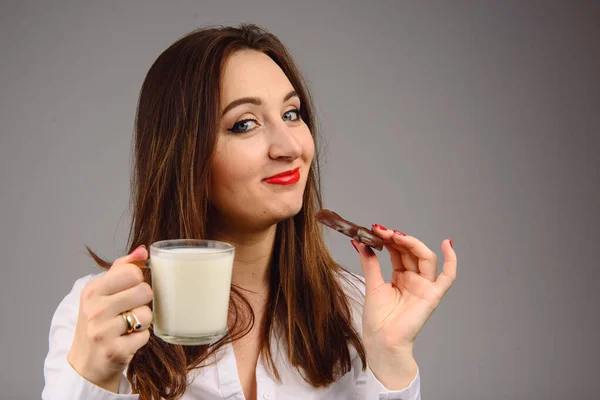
[315,209,384,251]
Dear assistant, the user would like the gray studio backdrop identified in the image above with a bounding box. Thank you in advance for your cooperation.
[1,1,599,399]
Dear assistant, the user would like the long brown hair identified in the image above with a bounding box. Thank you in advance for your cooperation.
[89,23,366,399]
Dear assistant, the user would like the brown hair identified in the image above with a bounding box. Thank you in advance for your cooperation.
[88,23,366,399]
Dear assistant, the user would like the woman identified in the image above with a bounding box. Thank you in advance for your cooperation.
[42,24,456,400]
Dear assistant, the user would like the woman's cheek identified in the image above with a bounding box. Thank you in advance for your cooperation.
[303,130,315,163]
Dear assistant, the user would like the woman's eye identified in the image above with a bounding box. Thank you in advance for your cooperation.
[227,119,258,134]
[283,109,301,122]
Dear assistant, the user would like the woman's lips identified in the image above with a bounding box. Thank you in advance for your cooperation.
[263,167,301,185]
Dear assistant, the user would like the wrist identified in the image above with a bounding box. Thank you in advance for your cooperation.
[365,344,418,391]
[370,356,419,391]
[67,351,122,393]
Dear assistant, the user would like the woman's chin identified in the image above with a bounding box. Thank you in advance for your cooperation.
[230,198,304,231]
[268,202,304,224]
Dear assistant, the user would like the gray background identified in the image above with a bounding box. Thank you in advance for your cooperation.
[1,1,599,399]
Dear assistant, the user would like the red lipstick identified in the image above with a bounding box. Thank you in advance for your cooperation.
[263,167,300,185]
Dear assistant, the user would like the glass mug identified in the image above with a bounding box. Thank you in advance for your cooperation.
[146,239,235,345]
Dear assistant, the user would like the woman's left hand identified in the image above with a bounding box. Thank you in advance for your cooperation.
[352,225,457,390]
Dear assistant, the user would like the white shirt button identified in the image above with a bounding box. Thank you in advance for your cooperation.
[263,393,272,399]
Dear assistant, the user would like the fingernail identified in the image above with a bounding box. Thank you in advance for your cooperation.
[131,244,146,254]
[372,224,387,230]
[449,238,453,249]
[394,230,407,236]
[350,240,359,253]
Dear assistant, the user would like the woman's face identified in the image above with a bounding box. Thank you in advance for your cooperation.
[210,50,314,231]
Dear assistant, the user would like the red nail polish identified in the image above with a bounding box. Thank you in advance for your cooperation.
[372,224,387,230]
[449,238,453,248]
[350,240,359,253]
[131,244,146,254]
[394,230,407,236]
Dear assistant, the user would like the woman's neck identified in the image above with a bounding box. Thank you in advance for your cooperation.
[211,224,277,294]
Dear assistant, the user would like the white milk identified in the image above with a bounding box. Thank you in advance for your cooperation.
[150,248,234,338]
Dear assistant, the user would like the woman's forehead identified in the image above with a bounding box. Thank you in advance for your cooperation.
[219,50,295,107]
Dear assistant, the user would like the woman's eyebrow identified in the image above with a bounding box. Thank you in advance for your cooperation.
[221,90,299,117]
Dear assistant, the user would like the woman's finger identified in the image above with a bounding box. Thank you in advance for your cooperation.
[107,329,151,364]
[116,305,153,335]
[372,225,409,273]
[106,282,153,316]
[400,250,421,276]
[384,243,406,273]
[390,231,438,281]
[93,246,149,297]
[88,305,153,345]
[371,224,416,272]
[352,240,385,293]
[434,239,457,296]
[96,262,145,297]
[371,225,424,277]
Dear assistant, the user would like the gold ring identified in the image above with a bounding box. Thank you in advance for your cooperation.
[120,311,143,334]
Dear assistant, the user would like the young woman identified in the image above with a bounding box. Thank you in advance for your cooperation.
[42,24,457,400]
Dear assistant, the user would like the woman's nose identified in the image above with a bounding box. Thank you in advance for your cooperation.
[267,122,303,161]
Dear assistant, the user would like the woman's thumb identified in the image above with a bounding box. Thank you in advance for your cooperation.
[114,244,148,265]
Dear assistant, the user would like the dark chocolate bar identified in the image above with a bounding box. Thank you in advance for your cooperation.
[315,209,384,251]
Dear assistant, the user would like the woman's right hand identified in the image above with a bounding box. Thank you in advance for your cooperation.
[67,245,153,393]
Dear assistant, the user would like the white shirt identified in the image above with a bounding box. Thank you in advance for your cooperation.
[42,271,421,400]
